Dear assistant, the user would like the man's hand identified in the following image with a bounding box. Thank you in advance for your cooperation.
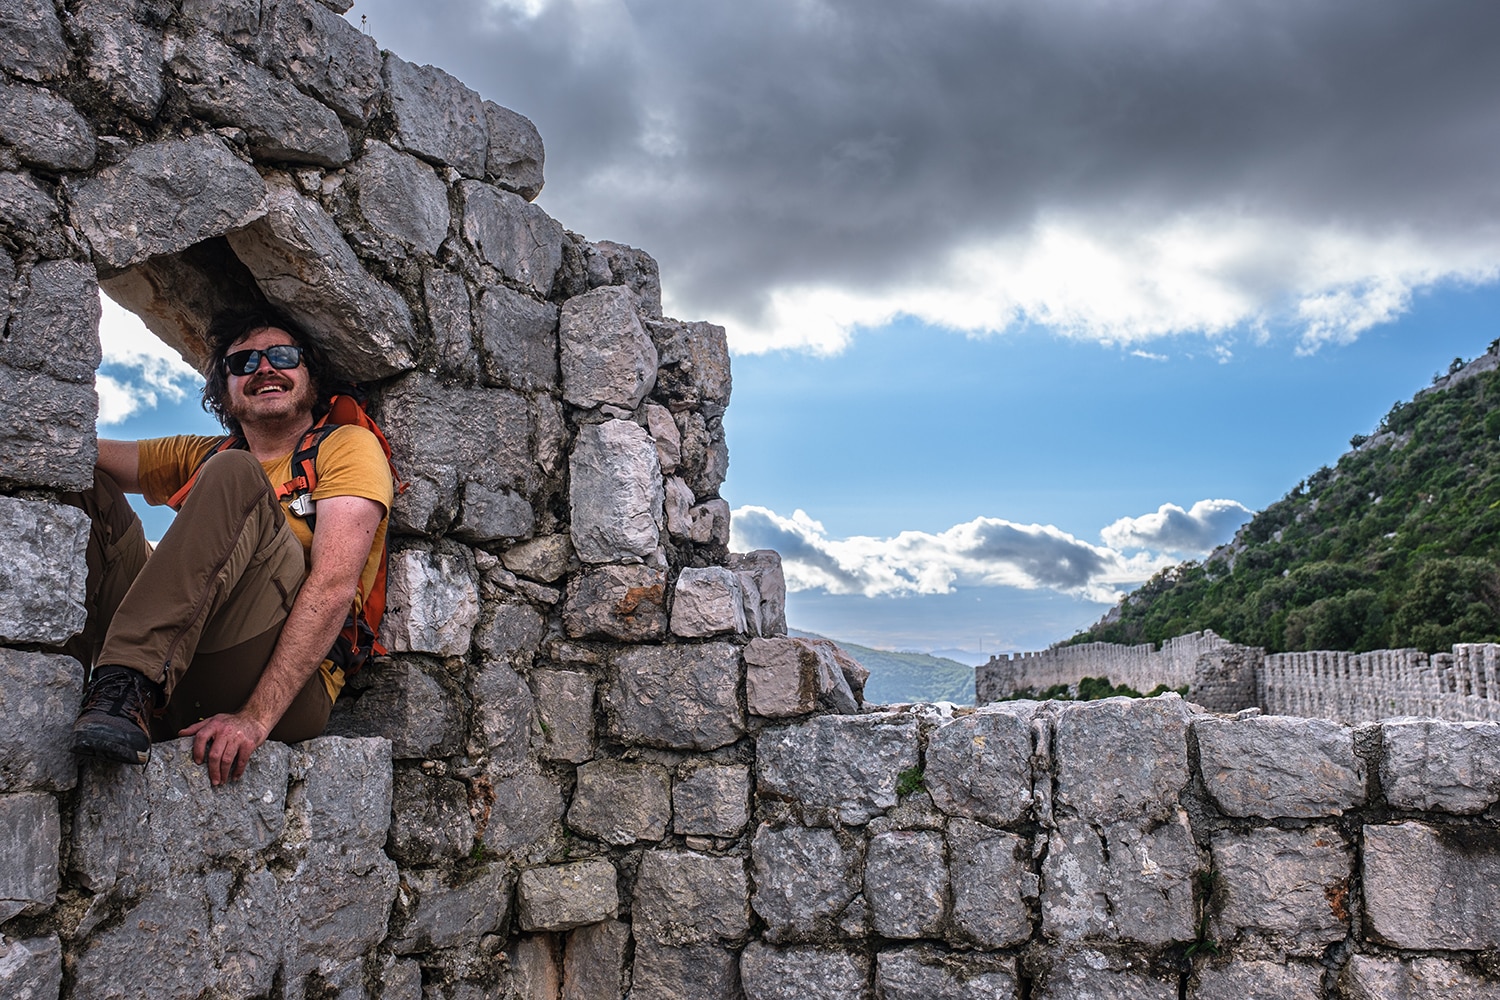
[181,712,270,786]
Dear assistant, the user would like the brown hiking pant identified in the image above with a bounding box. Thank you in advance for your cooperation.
[65,451,332,742]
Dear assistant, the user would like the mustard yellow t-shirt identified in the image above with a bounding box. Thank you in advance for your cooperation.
[137,425,395,702]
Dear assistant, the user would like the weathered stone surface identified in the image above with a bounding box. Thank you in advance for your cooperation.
[567,759,671,845]
[473,601,545,671]
[226,179,418,380]
[1054,696,1189,824]
[631,939,741,1000]
[757,714,919,825]
[1033,950,1177,1000]
[947,820,1034,949]
[729,550,788,637]
[0,367,95,489]
[352,141,451,254]
[864,831,947,939]
[387,769,475,865]
[1197,715,1365,819]
[268,0,383,125]
[287,843,399,968]
[480,763,564,862]
[646,402,681,473]
[454,481,535,542]
[0,0,68,81]
[592,240,663,317]
[1341,955,1500,1000]
[165,32,350,166]
[674,764,751,838]
[1382,718,1500,813]
[382,544,480,656]
[603,643,744,750]
[392,864,512,954]
[0,650,81,793]
[687,498,732,546]
[1192,959,1324,999]
[0,497,88,646]
[635,851,750,946]
[503,534,575,583]
[178,0,262,44]
[751,824,862,941]
[0,934,61,1000]
[876,948,1018,1000]
[675,409,730,498]
[1212,825,1351,951]
[563,919,629,1000]
[664,475,694,538]
[73,0,166,119]
[563,564,669,641]
[670,566,748,638]
[560,285,658,409]
[424,268,477,379]
[648,317,732,414]
[1042,811,1200,946]
[744,636,857,718]
[484,101,544,200]
[0,793,59,920]
[926,706,1035,825]
[1363,821,1500,950]
[461,180,565,295]
[516,860,619,931]
[70,134,267,270]
[471,659,535,776]
[511,934,562,1000]
[385,55,488,178]
[740,944,871,1000]
[0,82,95,170]
[535,393,567,477]
[326,658,465,758]
[284,737,393,853]
[4,260,101,383]
[530,669,596,763]
[477,284,559,392]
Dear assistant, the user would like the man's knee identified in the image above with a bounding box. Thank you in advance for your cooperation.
[198,448,271,486]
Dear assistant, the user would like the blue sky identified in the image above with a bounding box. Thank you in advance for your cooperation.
[95,0,1500,661]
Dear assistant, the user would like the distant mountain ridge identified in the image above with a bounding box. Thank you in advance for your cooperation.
[790,630,976,704]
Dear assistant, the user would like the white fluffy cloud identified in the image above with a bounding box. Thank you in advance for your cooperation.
[1101,500,1254,556]
[95,295,201,426]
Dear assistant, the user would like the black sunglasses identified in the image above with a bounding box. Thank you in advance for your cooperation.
[224,345,304,376]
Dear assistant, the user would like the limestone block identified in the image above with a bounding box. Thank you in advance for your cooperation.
[0,793,59,921]
[284,737,392,853]
[73,0,167,119]
[382,544,480,656]
[378,957,424,1000]
[563,563,669,641]
[603,643,744,751]
[483,101,545,200]
[178,0,262,44]
[384,55,488,178]
[744,636,857,718]
[1192,960,1324,999]
[473,600,545,673]
[0,366,96,489]
[226,179,418,381]
[424,269,477,379]
[516,860,619,932]
[559,285,658,409]
[740,944,871,1000]
[454,481,535,542]
[0,172,63,258]
[70,134,267,270]
[750,824,862,941]
[503,534,576,583]
[326,658,466,758]
[0,81,95,170]
[646,402,681,472]
[535,393,568,478]
[947,820,1034,949]
[1033,950,1177,1000]
[1042,811,1200,946]
[664,476,694,537]
[591,240,663,317]
[687,499,732,546]
[480,762,565,863]
[392,864,512,954]
[562,919,629,1000]
[0,497,88,645]
[165,32,350,166]
[738,568,764,637]
[511,935,562,1000]
[729,550,789,636]
[0,650,81,793]
[387,769,475,865]
[673,764,751,838]
[471,659,536,776]
[647,317,733,416]
[634,851,750,946]
[1196,715,1365,818]
[567,759,671,846]
[0,0,68,81]
[1382,718,1500,813]
[925,706,1035,825]
[352,141,451,254]
[0,934,61,1000]
[477,284,560,392]
[1054,696,1190,824]
[756,714,919,826]
[676,410,731,498]
[531,669,596,763]
[864,831,948,939]
[461,180,565,295]
[285,843,398,966]
[1341,955,1500,1000]
[875,948,1018,1000]
[669,566,746,638]
[630,939,741,1000]
[1363,821,1500,950]
[1212,826,1351,951]
[4,260,102,383]
[267,0,383,125]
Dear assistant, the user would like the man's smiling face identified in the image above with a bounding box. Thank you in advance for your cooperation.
[224,327,316,430]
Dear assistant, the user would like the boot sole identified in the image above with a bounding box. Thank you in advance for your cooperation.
[72,728,150,765]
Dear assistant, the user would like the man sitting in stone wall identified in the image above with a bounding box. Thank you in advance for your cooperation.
[67,308,393,786]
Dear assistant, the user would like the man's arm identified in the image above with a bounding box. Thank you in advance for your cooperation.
[97,439,141,492]
[182,494,385,785]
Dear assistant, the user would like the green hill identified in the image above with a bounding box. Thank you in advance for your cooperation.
[1070,345,1500,654]
[791,630,976,704]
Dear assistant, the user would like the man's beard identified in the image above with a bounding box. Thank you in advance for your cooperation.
[227,371,317,430]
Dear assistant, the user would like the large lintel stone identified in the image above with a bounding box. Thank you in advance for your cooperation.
[0,650,84,792]
[603,643,744,750]
[1197,715,1365,819]
[569,419,664,563]
[0,497,88,645]
[384,54,488,178]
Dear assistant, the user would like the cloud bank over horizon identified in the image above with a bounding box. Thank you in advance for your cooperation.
[349,0,1500,355]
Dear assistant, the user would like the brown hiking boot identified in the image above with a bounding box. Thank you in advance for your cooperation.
[72,665,162,765]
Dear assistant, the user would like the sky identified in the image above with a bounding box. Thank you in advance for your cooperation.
[97,0,1500,662]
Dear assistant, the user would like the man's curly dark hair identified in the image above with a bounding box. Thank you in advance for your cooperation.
[200,307,344,435]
